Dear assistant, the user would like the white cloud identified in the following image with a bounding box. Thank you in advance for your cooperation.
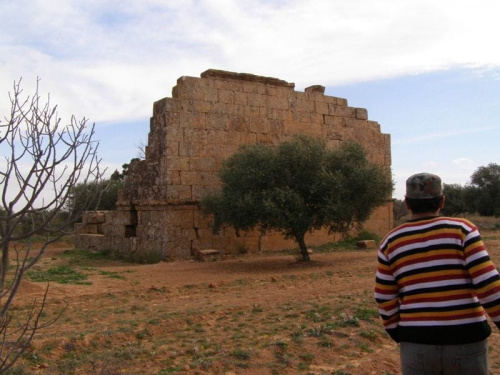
[452,158,474,169]
[2,0,500,125]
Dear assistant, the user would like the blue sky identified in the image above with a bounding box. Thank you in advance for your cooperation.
[1,0,500,199]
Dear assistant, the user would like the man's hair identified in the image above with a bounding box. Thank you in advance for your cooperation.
[405,196,444,214]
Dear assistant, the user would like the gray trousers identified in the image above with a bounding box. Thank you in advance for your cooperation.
[400,340,488,375]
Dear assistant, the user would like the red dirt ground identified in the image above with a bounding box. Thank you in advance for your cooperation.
[11,227,500,374]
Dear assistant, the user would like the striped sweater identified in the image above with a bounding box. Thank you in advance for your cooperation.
[374,216,500,344]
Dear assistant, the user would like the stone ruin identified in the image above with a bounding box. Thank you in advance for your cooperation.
[75,69,393,260]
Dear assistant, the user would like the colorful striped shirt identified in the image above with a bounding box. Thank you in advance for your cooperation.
[374,216,500,344]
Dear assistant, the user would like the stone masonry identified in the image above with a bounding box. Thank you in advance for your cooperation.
[75,69,393,260]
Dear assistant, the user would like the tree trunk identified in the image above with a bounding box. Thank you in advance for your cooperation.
[296,234,310,261]
[0,242,8,290]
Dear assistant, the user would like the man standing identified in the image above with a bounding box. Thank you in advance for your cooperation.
[375,173,500,374]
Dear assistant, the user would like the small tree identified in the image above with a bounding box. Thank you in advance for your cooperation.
[0,78,103,372]
[67,157,141,220]
[202,136,393,261]
[442,183,468,216]
[469,163,500,216]
[68,179,123,216]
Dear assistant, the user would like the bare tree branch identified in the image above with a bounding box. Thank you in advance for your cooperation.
[0,77,104,372]
[135,139,146,160]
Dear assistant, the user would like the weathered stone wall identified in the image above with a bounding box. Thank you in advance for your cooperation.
[75,69,392,259]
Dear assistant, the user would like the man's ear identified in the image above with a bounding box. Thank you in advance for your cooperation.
[439,195,446,209]
[404,198,410,210]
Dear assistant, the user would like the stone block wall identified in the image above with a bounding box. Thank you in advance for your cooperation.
[76,69,392,259]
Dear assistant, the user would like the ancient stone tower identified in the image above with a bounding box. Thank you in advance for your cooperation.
[76,69,392,260]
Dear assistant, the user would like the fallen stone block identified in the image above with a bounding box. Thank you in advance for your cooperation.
[357,240,376,249]
[196,249,221,262]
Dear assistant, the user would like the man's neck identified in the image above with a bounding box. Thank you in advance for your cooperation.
[410,211,440,220]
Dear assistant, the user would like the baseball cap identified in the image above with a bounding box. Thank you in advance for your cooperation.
[405,173,443,199]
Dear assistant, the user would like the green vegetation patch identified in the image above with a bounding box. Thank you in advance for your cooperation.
[27,266,91,285]
[62,248,113,263]
[64,247,162,265]
[97,270,127,280]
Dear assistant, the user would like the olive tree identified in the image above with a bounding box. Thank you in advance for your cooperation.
[0,78,103,372]
[202,136,393,261]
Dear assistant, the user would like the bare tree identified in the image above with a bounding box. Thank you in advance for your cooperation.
[0,78,104,372]
[135,139,146,160]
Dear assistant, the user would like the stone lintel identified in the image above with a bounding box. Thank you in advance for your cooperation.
[83,211,105,224]
[200,69,295,89]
